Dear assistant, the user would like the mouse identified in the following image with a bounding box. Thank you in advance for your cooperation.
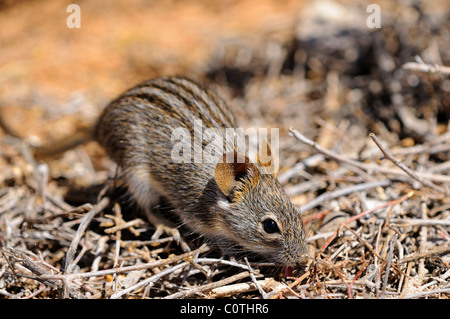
[12,76,309,267]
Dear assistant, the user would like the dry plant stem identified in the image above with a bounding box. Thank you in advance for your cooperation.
[404,287,450,299]
[278,154,323,184]
[369,133,448,195]
[390,130,450,157]
[209,278,282,298]
[163,257,271,298]
[392,142,450,158]
[381,233,398,298]
[307,231,335,242]
[320,192,413,252]
[244,257,268,298]
[268,270,310,299]
[322,254,353,299]
[428,161,450,174]
[289,128,368,171]
[350,262,369,294]
[65,197,110,274]
[72,244,88,267]
[22,284,46,299]
[110,261,189,299]
[1,249,16,277]
[342,225,384,262]
[193,258,256,271]
[289,129,450,184]
[391,219,450,227]
[41,245,210,281]
[63,195,109,299]
[17,257,59,289]
[112,203,122,292]
[399,262,413,298]
[374,222,383,268]
[398,244,450,264]
[437,227,450,241]
[90,236,109,273]
[26,204,90,224]
[163,271,252,299]
[281,283,303,298]
[301,179,390,212]
[402,61,450,75]
[104,218,144,234]
[339,227,403,296]
[382,202,403,237]
[15,255,86,299]
[417,203,428,286]
[0,187,25,215]
[0,289,19,298]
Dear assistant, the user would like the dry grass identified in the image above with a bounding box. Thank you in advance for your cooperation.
[0,0,449,299]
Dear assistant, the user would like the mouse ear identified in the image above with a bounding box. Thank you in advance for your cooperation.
[215,152,258,198]
[257,139,279,176]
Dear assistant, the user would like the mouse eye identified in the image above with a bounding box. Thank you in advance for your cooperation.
[262,218,280,234]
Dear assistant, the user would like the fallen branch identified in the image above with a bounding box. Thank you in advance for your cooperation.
[369,133,448,195]
[41,245,210,281]
[209,278,282,298]
[289,128,368,172]
[289,129,450,185]
[65,197,110,275]
[398,245,450,264]
[163,271,252,299]
[300,179,391,212]
[110,262,189,299]
[402,58,450,75]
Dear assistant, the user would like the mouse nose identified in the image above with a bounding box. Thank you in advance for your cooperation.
[284,241,309,265]
[298,253,310,265]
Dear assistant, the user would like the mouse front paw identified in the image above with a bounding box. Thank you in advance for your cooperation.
[144,210,191,252]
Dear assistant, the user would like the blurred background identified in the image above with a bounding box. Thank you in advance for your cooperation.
[0,0,449,185]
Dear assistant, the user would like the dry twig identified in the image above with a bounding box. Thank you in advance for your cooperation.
[369,133,448,195]
[402,58,450,75]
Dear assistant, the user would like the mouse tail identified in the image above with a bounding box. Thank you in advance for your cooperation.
[33,127,94,159]
[0,108,94,159]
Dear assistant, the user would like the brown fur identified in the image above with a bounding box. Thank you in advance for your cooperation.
[42,76,309,266]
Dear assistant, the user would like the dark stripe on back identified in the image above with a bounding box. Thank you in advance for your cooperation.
[165,77,234,129]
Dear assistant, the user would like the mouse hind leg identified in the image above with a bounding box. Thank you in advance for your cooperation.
[124,165,191,252]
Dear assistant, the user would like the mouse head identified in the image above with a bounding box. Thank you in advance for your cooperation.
[214,146,308,267]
